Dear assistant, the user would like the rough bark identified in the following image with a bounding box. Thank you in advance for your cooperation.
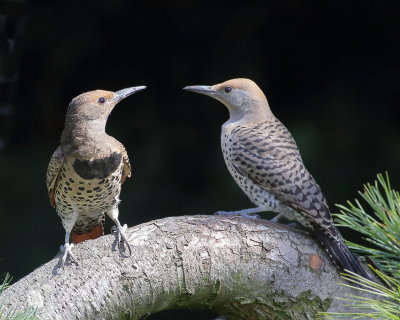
[0,215,375,320]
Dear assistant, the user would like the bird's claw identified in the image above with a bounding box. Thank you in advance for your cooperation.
[270,213,282,223]
[112,223,132,256]
[59,243,77,268]
[214,210,261,220]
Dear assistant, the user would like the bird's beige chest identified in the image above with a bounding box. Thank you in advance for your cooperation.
[220,127,251,194]
[221,128,237,173]
[220,125,282,212]
[54,160,123,215]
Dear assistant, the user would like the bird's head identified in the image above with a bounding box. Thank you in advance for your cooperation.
[184,78,272,121]
[61,86,146,149]
[66,86,146,122]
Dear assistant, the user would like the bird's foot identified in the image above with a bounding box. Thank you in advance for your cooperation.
[59,243,77,268]
[214,208,286,223]
[111,223,132,256]
[270,213,282,223]
[286,222,302,227]
[214,209,261,220]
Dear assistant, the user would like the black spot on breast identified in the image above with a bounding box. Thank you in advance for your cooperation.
[73,152,122,180]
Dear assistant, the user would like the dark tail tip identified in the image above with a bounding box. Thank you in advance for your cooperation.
[315,228,373,281]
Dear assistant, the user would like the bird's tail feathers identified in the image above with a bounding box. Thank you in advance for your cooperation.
[315,227,373,281]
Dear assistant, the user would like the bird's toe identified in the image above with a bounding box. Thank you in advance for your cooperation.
[59,243,77,268]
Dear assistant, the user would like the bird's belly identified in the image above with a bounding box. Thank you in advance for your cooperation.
[221,140,279,209]
[224,159,280,209]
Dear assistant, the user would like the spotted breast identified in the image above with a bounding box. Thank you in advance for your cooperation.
[55,152,124,234]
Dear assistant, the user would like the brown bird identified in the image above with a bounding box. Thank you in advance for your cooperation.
[184,78,372,280]
[46,86,146,267]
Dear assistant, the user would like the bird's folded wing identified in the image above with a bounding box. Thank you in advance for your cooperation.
[230,127,333,229]
[118,142,131,183]
[46,146,64,208]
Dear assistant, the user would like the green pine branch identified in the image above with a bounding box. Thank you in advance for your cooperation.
[321,269,400,319]
[321,173,400,319]
[335,172,400,277]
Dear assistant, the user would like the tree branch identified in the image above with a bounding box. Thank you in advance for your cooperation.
[0,215,375,319]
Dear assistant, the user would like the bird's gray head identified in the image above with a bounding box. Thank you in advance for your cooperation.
[184,78,272,122]
[66,86,146,122]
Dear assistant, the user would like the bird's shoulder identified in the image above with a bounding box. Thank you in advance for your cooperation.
[46,146,65,207]
[88,135,132,180]
[46,146,64,190]
[108,137,132,181]
[230,118,302,162]
[107,136,128,155]
[107,136,130,164]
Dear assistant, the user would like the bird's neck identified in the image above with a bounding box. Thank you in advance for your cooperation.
[226,102,274,126]
[60,118,108,153]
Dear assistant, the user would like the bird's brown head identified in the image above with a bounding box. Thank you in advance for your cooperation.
[66,86,146,122]
[61,86,146,148]
[184,78,272,121]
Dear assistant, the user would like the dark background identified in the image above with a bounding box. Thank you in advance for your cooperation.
[0,0,399,318]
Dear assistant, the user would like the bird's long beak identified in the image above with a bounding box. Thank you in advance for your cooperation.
[183,85,217,96]
[113,86,147,103]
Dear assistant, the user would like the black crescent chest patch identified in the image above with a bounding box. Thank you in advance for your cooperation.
[73,152,122,180]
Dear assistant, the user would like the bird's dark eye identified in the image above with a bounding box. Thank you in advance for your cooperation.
[98,97,106,104]
[224,86,232,93]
